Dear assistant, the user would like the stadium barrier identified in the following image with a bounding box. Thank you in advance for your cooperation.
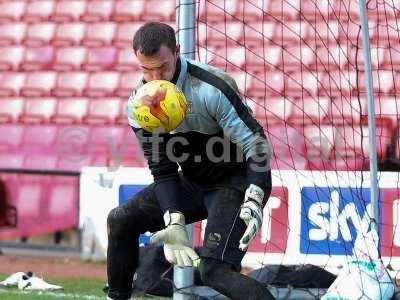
[80,166,400,271]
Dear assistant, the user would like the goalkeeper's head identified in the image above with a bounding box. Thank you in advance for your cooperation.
[133,22,180,83]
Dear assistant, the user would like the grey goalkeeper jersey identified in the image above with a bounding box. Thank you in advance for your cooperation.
[127,56,271,211]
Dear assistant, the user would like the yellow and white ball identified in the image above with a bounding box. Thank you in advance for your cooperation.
[132,80,187,133]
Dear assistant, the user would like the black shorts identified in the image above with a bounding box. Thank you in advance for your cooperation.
[118,171,250,270]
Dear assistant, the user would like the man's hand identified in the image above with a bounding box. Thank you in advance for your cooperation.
[239,184,264,251]
[150,211,199,267]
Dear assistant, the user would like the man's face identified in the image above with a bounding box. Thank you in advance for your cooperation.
[136,45,180,82]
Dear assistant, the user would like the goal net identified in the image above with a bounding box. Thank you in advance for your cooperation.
[187,0,400,297]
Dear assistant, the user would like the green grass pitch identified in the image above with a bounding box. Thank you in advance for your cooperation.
[0,274,170,300]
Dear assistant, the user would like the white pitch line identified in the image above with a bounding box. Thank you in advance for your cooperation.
[0,288,104,299]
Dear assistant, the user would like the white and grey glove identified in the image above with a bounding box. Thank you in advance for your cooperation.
[150,211,199,267]
[239,184,264,251]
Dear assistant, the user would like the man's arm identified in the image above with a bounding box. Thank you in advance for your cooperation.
[211,90,271,194]
[208,86,272,251]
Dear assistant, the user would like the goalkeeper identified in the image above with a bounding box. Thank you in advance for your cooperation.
[107,21,274,300]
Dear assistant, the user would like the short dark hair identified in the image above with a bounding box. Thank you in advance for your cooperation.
[133,22,176,56]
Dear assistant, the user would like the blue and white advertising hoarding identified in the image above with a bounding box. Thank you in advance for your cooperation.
[80,167,400,269]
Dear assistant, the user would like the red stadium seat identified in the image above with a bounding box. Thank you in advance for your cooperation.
[303,124,336,169]
[0,72,26,97]
[84,72,120,97]
[265,124,306,170]
[301,0,330,21]
[338,21,364,46]
[23,153,57,170]
[89,125,125,154]
[51,0,87,22]
[116,99,128,125]
[52,23,86,47]
[48,178,78,222]
[314,46,349,71]
[0,23,26,46]
[393,72,400,95]
[53,72,89,97]
[83,98,121,124]
[197,22,244,47]
[23,0,55,22]
[113,23,142,48]
[324,97,366,125]
[382,45,400,69]
[15,180,44,219]
[367,97,400,131]
[374,123,393,160]
[285,71,321,98]
[333,0,360,21]
[114,127,147,168]
[199,0,238,22]
[268,0,300,20]
[243,22,275,48]
[0,152,24,168]
[112,0,145,21]
[257,97,294,124]
[117,72,141,98]
[331,124,392,169]
[55,125,91,171]
[368,1,399,21]
[82,47,117,71]
[22,124,58,152]
[52,98,89,124]
[215,46,246,71]
[320,71,358,97]
[349,46,386,71]
[83,22,116,47]
[288,97,330,125]
[0,124,24,151]
[81,0,114,22]
[23,23,56,47]
[143,0,176,21]
[358,70,395,95]
[246,46,281,73]
[53,47,87,71]
[21,46,55,71]
[115,48,139,71]
[280,45,315,71]
[239,0,270,21]
[21,72,56,97]
[306,21,339,46]
[0,46,25,71]
[335,125,368,158]
[248,71,285,98]
[0,97,25,123]
[57,150,108,172]
[20,97,56,124]
[273,21,308,45]
[392,126,400,160]
[0,1,26,22]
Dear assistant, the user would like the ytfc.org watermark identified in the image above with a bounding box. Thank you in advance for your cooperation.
[55,125,348,172]
[55,126,271,172]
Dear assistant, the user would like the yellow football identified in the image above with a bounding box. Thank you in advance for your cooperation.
[131,80,187,133]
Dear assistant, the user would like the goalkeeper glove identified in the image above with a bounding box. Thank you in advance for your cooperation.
[239,184,264,251]
[150,211,199,267]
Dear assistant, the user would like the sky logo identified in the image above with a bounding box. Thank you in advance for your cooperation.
[300,186,375,255]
